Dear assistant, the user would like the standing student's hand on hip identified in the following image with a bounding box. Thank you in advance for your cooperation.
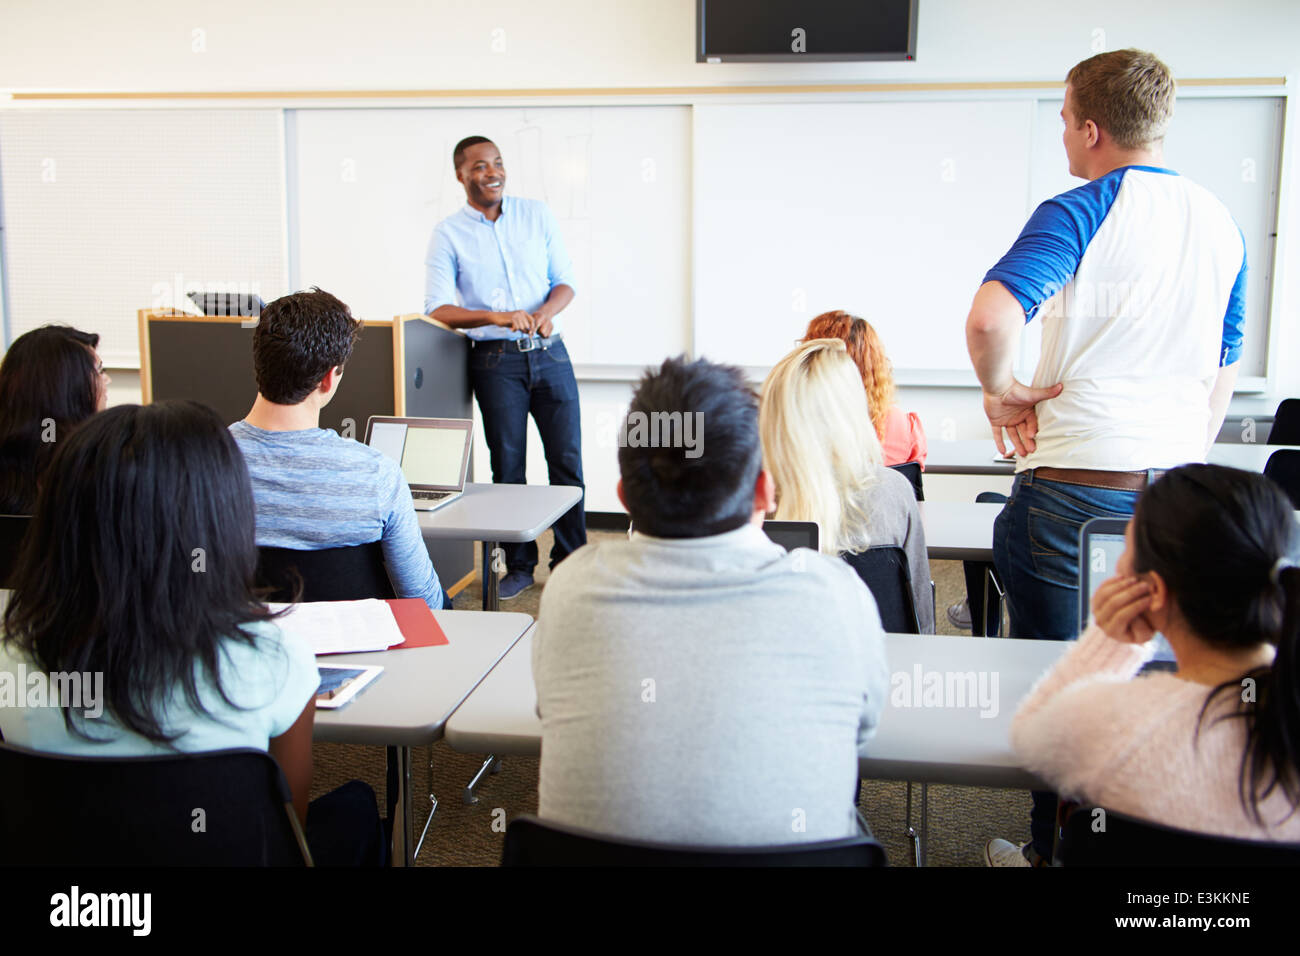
[982,379,1064,457]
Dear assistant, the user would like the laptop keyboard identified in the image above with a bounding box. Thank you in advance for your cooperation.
[412,491,454,502]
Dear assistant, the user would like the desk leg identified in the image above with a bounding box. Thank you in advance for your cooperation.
[388,745,415,867]
[482,540,500,612]
[979,568,991,638]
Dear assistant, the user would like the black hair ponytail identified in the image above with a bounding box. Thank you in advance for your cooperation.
[1132,464,1300,826]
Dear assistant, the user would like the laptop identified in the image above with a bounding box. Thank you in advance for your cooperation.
[364,417,473,512]
[763,520,820,553]
[1078,517,1177,671]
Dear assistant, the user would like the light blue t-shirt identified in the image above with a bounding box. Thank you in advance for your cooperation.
[0,620,319,755]
[230,420,444,610]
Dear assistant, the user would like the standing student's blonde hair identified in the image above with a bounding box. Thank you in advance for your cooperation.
[760,339,883,555]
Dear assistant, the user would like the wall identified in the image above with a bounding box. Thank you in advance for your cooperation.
[14,0,1300,507]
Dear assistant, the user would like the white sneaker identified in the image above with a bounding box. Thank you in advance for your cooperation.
[947,600,972,630]
[984,838,1032,867]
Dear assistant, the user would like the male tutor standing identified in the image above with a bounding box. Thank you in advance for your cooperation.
[965,50,1245,866]
[425,136,586,600]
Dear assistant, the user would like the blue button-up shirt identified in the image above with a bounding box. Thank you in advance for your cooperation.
[424,195,576,341]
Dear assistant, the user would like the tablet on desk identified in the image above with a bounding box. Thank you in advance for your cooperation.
[316,664,384,709]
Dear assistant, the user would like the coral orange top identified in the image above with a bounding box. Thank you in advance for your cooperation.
[879,406,927,468]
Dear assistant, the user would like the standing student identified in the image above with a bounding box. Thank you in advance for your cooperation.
[425,135,586,600]
[761,339,934,633]
[0,324,108,514]
[966,49,1246,866]
[801,311,927,468]
[230,288,446,610]
[534,357,889,845]
[0,401,385,865]
[1010,465,1300,844]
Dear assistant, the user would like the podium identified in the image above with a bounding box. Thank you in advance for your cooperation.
[138,309,476,595]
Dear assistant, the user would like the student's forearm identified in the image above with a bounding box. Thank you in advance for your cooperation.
[965,282,1025,394]
[1206,361,1240,451]
[430,305,502,329]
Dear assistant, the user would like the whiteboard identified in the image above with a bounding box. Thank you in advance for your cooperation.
[0,109,286,366]
[1029,96,1284,380]
[291,105,690,367]
[693,100,1035,374]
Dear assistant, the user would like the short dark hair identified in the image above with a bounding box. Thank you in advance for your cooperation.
[251,288,361,405]
[453,136,495,170]
[2,400,280,743]
[618,356,761,538]
[0,324,102,513]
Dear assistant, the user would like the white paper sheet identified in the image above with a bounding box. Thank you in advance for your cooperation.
[267,599,406,656]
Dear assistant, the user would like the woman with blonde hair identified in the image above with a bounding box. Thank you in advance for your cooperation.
[802,311,927,467]
[760,339,934,632]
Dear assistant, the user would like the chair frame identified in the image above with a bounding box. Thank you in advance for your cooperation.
[502,814,887,867]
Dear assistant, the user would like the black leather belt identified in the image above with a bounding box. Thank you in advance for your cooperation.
[472,332,563,352]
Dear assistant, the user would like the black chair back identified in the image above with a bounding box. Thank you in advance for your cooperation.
[841,546,921,633]
[502,815,885,866]
[0,514,31,590]
[1263,449,1300,509]
[1058,805,1300,866]
[1267,398,1300,446]
[256,542,395,603]
[0,743,311,865]
[889,461,925,501]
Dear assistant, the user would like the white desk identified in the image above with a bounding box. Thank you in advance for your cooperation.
[418,483,583,610]
[925,440,1017,476]
[1206,444,1294,472]
[924,439,1293,478]
[919,501,1001,562]
[315,610,534,866]
[445,630,1067,791]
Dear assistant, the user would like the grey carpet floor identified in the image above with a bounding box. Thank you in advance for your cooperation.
[310,529,1033,866]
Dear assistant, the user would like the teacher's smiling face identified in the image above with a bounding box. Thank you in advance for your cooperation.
[456,141,507,210]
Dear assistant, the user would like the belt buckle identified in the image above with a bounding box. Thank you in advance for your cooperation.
[516,335,537,353]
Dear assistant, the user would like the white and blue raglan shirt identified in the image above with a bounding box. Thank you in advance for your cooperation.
[984,165,1246,472]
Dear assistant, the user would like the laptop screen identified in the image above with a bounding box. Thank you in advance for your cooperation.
[763,520,819,553]
[367,420,469,490]
[1082,532,1126,610]
[1082,526,1176,666]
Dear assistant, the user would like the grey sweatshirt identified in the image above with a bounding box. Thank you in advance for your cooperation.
[533,522,889,846]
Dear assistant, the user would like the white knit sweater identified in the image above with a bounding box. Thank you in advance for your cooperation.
[1011,624,1300,840]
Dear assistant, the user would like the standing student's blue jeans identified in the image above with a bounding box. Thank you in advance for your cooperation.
[993,469,1145,862]
[469,338,586,574]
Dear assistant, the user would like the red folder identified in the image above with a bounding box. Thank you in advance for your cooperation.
[386,598,450,649]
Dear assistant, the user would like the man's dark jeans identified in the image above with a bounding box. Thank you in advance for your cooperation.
[469,338,586,574]
[993,469,1144,862]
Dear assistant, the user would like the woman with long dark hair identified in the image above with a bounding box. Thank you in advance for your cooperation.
[0,400,384,864]
[1009,464,1300,842]
[0,324,107,514]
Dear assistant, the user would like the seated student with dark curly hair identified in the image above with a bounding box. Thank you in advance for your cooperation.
[1006,464,1300,851]
[0,401,385,865]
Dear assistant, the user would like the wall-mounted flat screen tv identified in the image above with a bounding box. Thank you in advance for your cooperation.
[698,0,918,62]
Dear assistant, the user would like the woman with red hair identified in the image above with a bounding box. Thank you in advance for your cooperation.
[801,311,927,468]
